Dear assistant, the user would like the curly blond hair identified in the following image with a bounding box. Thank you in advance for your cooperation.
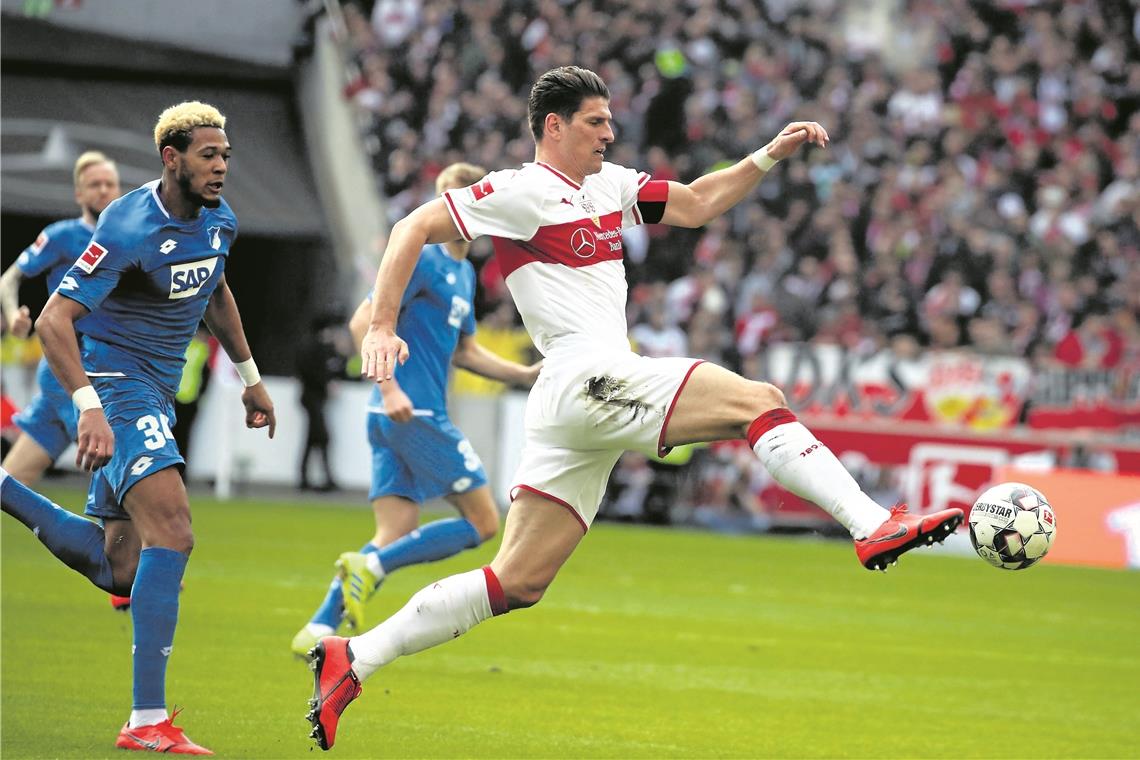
[153,101,226,153]
[73,150,115,186]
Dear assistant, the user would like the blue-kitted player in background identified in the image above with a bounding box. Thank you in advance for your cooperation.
[0,101,275,755]
[0,151,137,610]
[291,162,540,658]
[0,151,120,485]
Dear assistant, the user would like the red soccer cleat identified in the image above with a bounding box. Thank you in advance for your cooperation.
[115,709,213,754]
[306,636,363,751]
[855,503,964,571]
[110,594,132,611]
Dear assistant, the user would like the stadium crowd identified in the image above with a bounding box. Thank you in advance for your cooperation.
[341,0,1138,372]
[334,0,1138,526]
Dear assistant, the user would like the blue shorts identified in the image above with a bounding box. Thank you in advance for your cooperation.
[367,410,488,503]
[13,360,78,460]
[84,376,183,521]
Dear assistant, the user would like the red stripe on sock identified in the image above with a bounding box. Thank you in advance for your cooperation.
[483,566,509,616]
[746,408,798,448]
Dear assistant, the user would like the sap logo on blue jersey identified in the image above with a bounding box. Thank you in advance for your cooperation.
[169,257,218,300]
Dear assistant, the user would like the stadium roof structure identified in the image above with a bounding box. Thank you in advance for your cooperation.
[1,14,326,239]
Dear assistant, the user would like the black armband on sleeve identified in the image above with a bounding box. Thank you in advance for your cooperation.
[635,180,669,224]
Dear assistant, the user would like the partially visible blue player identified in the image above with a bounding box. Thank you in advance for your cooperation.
[0,151,120,485]
[291,162,540,658]
[0,101,275,755]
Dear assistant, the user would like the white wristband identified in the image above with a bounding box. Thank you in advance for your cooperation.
[750,148,778,172]
[234,358,261,387]
[72,385,103,413]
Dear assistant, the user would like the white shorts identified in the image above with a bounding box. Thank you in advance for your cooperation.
[510,351,704,531]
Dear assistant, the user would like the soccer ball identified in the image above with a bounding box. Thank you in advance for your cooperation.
[968,482,1057,570]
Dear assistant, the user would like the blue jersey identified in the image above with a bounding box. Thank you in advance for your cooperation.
[371,244,476,413]
[17,217,96,293]
[57,180,237,396]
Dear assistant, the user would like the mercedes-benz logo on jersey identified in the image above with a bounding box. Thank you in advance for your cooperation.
[570,227,597,258]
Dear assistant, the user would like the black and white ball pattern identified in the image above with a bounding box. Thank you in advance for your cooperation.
[968,482,1057,570]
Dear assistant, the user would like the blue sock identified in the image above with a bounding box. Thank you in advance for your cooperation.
[131,547,187,710]
[310,541,381,629]
[0,469,115,592]
[310,577,345,629]
[376,518,481,574]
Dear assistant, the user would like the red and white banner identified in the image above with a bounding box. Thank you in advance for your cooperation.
[755,344,1140,432]
[729,417,1140,568]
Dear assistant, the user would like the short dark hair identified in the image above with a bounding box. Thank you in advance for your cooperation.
[527,66,610,142]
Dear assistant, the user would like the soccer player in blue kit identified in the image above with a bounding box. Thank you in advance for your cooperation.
[0,101,275,755]
[291,162,541,658]
[0,151,120,485]
[0,151,136,610]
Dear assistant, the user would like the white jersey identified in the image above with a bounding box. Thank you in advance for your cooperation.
[442,161,655,358]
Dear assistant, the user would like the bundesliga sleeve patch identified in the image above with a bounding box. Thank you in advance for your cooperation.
[30,231,48,254]
[636,180,669,224]
[470,178,495,201]
[75,241,109,273]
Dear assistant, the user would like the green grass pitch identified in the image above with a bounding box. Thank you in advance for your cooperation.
[3,486,1138,758]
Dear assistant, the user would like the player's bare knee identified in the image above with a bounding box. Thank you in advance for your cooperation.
[171,531,196,556]
[151,523,195,555]
[732,381,789,438]
[753,381,787,412]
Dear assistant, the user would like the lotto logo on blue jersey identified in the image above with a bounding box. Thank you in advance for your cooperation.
[169,257,218,299]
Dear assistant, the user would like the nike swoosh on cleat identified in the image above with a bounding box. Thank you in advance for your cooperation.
[866,525,908,543]
[124,733,162,750]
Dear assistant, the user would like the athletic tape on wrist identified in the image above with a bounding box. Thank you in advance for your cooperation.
[234,358,261,387]
[72,385,103,413]
[750,148,778,172]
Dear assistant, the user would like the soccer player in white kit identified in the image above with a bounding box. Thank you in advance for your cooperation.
[305,66,964,750]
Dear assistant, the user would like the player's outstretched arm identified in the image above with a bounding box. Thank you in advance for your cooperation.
[363,197,461,382]
[660,121,830,228]
[203,275,276,438]
[36,292,114,471]
[0,263,31,338]
[452,335,542,388]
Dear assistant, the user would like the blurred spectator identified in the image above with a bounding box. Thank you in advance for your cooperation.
[1054,311,1125,369]
[172,324,215,462]
[630,301,688,358]
[297,316,350,491]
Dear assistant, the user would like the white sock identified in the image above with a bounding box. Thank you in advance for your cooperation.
[750,415,888,539]
[306,622,335,637]
[364,552,384,581]
[128,708,168,728]
[349,568,500,681]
